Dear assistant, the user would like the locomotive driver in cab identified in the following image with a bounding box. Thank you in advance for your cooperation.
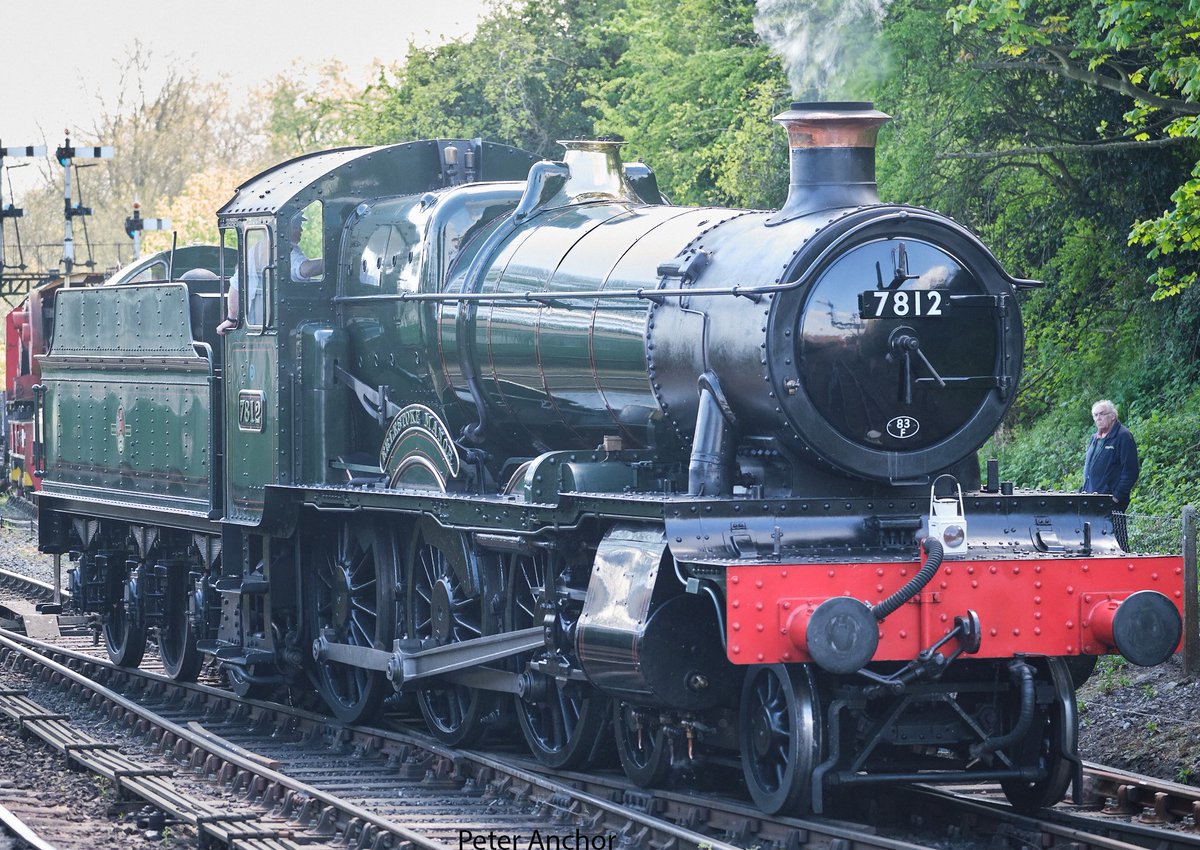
[1083,399,1139,547]
[289,211,324,281]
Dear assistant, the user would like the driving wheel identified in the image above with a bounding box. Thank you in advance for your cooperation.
[506,550,609,769]
[406,521,498,746]
[310,518,397,724]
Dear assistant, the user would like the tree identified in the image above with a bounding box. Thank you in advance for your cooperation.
[877,0,1200,513]
[353,0,624,157]
[6,45,356,271]
[261,61,358,161]
[948,0,1200,298]
[592,0,788,207]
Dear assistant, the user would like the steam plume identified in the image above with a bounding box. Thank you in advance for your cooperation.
[754,0,895,100]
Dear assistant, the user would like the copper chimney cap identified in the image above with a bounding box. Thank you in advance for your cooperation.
[773,101,891,149]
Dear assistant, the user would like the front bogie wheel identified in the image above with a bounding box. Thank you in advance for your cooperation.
[613,702,673,788]
[1000,658,1076,811]
[739,664,823,816]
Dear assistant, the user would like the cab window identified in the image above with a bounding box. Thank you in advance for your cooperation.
[288,199,325,282]
[243,227,271,329]
[128,260,167,282]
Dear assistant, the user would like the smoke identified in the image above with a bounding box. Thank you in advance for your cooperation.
[754,0,895,101]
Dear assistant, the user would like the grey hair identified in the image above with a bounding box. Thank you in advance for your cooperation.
[1092,399,1118,417]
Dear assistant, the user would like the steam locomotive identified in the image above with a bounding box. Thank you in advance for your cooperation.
[31,103,1183,816]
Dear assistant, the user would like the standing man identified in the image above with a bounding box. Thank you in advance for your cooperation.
[1082,399,1139,549]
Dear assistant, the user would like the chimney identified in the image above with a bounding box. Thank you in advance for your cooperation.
[769,101,891,224]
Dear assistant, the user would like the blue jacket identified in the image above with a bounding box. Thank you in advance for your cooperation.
[1082,421,1139,508]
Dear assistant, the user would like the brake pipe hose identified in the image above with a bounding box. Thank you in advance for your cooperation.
[871,536,945,621]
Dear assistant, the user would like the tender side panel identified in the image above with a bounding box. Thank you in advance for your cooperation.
[38,284,215,516]
[726,555,1184,663]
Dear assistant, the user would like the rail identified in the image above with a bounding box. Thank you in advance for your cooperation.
[0,802,59,850]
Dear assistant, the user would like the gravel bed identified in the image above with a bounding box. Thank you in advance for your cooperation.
[0,664,198,849]
[1078,653,1200,786]
[0,505,53,586]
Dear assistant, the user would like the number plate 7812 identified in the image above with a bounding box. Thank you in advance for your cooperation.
[858,289,947,319]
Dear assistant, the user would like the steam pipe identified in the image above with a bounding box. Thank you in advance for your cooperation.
[687,372,736,496]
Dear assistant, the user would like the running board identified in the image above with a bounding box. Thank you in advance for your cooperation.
[311,626,547,691]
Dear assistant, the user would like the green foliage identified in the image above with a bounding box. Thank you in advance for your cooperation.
[347,0,791,207]
[1130,166,1200,298]
[1094,655,1127,693]
[591,0,788,205]
[260,62,358,159]
[946,0,1200,297]
[350,0,626,157]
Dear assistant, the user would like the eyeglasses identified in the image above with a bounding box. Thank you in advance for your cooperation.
[1092,411,1114,419]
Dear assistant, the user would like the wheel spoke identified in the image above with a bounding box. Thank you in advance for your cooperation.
[420,549,438,588]
[348,613,373,646]
[549,697,567,750]
[349,575,376,595]
[345,545,367,578]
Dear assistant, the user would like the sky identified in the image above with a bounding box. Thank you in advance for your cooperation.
[1,0,494,195]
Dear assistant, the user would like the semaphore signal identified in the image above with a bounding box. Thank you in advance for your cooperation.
[0,141,47,275]
[55,130,113,275]
[124,202,171,261]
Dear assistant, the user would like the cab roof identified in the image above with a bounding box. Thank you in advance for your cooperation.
[217,140,540,224]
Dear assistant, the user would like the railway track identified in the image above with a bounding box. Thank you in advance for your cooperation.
[1,544,1198,849]
[0,626,949,850]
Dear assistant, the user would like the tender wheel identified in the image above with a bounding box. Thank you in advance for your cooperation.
[406,522,498,746]
[613,702,673,787]
[507,551,609,769]
[104,559,146,668]
[310,518,397,724]
[739,664,822,815]
[1000,658,1076,811]
[159,565,202,681]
